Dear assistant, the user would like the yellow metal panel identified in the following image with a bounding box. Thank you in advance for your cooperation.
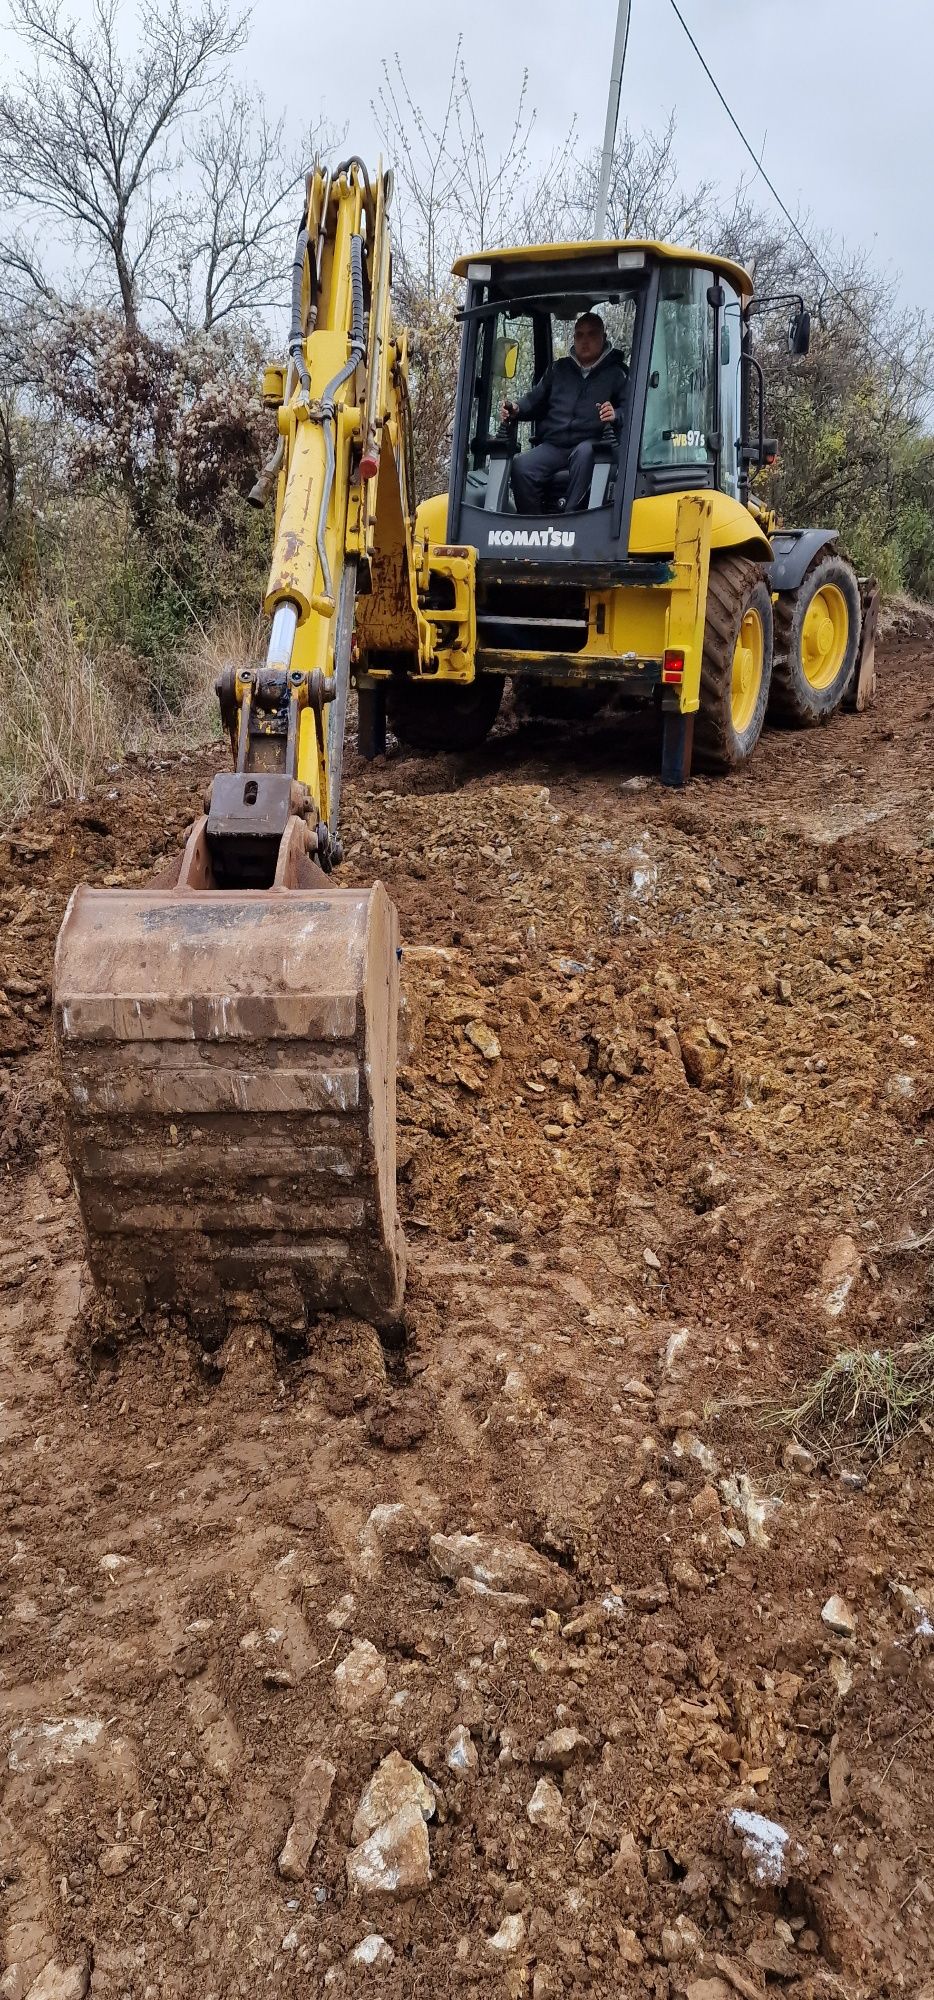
[605,587,669,659]
[629,491,772,561]
[666,492,714,715]
[414,493,448,546]
[451,238,754,301]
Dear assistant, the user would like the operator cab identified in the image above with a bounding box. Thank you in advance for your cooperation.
[448,241,751,575]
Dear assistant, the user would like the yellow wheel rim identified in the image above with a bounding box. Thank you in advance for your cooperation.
[800,584,849,689]
[731,607,765,733]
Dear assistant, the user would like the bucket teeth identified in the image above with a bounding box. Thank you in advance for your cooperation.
[53,881,405,1325]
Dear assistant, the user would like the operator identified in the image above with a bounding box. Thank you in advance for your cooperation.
[502,311,628,514]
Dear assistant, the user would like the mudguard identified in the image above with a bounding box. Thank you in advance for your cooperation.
[767,528,838,594]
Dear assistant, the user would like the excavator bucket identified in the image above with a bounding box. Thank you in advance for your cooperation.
[53,840,405,1328]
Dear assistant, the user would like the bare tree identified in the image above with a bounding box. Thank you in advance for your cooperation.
[537,114,715,247]
[153,95,337,333]
[0,0,246,332]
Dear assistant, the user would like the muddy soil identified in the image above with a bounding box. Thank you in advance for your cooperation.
[0,647,932,2000]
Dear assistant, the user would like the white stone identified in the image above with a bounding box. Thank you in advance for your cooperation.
[428,1531,577,1612]
[728,1808,791,1887]
[487,1914,526,1956]
[345,1801,431,1898]
[526,1777,565,1830]
[349,1935,394,1968]
[821,1594,856,1638]
[445,1725,478,1775]
[334,1638,388,1715]
[24,1964,90,2000]
[8,1718,103,1774]
[352,1751,436,1844]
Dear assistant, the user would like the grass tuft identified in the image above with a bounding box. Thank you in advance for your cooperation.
[775,1337,934,1461]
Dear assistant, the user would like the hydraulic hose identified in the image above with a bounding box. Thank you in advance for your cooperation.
[288,214,314,398]
[315,231,366,611]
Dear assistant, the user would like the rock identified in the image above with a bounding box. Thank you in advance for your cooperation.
[726,1808,802,1889]
[669,1557,704,1591]
[98,1842,134,1876]
[783,1439,817,1473]
[746,1936,799,1977]
[348,1935,394,1969]
[819,1233,861,1316]
[8,1717,104,1775]
[358,1502,428,1577]
[661,1915,701,1963]
[679,1026,722,1089]
[334,1638,388,1714]
[278,1754,336,1880]
[465,1020,501,1062]
[532,1726,592,1772]
[643,1247,662,1270]
[617,1928,644,1968]
[720,1473,780,1548]
[526,1777,566,1830]
[684,1984,733,2000]
[445,1725,478,1776]
[690,1484,721,1522]
[352,1751,436,1844]
[713,1957,767,2000]
[632,1581,669,1610]
[0,1971,27,2000]
[428,1531,577,1612]
[821,1594,856,1638]
[24,1966,90,2000]
[345,1801,431,1898]
[828,1654,853,1696]
[487,1915,526,1956]
[610,1830,646,1909]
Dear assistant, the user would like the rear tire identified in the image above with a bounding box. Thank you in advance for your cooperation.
[770,554,861,724]
[387,674,505,754]
[694,557,774,773]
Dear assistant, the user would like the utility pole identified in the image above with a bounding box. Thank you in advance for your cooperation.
[595,0,633,238]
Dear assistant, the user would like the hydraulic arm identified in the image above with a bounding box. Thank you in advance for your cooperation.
[53,160,420,1328]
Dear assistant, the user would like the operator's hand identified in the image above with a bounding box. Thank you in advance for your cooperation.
[598,400,616,424]
[501,398,519,422]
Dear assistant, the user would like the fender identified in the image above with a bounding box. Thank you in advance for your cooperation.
[767,527,838,594]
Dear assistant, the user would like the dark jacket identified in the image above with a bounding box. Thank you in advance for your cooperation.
[516,346,629,447]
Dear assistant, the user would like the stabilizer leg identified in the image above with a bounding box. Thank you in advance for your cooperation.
[661,710,694,788]
[357,684,387,760]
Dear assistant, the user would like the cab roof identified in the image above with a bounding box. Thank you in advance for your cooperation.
[451,238,754,301]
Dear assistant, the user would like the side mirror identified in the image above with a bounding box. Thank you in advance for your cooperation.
[789,307,811,357]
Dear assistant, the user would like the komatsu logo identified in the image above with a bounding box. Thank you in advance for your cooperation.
[487,527,576,549]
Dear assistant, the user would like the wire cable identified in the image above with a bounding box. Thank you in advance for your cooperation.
[666,0,934,400]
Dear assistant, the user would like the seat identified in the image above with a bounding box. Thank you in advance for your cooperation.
[537,438,617,513]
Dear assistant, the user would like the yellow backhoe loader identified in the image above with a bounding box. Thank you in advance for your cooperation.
[53,157,877,1329]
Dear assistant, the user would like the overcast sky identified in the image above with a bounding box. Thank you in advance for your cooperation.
[0,0,927,311]
[232,0,926,310]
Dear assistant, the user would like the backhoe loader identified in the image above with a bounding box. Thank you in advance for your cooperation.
[54,156,877,1328]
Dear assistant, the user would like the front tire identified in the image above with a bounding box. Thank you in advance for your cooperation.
[770,554,861,724]
[694,557,774,773]
[386,674,505,754]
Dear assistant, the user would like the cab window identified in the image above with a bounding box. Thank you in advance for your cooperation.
[465,311,538,507]
[641,265,717,472]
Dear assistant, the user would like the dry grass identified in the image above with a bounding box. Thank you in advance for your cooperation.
[176,608,263,745]
[0,598,256,826]
[0,599,133,822]
[776,1338,934,1461]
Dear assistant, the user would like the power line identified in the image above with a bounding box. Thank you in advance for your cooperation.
[666,0,934,402]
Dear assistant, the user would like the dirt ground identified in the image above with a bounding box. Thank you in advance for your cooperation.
[1,641,933,2000]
